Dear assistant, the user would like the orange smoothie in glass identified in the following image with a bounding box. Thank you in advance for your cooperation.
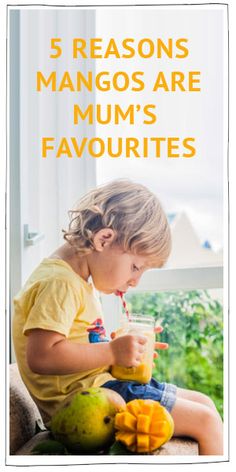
[111,314,155,383]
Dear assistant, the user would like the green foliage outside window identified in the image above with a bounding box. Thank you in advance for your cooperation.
[125,290,223,418]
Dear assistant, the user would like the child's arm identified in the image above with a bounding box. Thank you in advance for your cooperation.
[26,328,147,375]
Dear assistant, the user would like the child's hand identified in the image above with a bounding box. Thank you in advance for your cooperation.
[153,325,169,366]
[110,325,169,367]
[109,334,147,367]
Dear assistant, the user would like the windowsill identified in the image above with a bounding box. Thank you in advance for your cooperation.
[128,266,223,293]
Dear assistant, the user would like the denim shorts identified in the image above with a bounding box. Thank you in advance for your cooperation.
[102,377,177,412]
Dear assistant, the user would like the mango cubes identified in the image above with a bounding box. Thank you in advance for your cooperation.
[115,399,174,453]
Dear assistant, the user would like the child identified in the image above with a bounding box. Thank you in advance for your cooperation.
[12,179,223,455]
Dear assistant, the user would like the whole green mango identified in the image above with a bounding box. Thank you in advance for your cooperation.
[50,387,125,453]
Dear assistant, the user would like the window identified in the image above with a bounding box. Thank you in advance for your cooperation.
[125,287,223,418]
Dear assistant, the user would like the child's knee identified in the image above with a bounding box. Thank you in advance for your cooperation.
[196,401,222,439]
[196,405,223,444]
[199,403,220,426]
[194,391,218,412]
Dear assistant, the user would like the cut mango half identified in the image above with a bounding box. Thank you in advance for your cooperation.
[114,399,174,453]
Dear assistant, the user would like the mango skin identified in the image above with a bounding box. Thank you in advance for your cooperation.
[50,387,125,453]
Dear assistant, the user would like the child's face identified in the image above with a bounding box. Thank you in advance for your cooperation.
[88,244,149,294]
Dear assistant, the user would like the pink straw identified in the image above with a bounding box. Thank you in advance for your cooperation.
[117,291,130,320]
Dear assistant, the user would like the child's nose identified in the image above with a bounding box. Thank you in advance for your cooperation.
[128,280,137,287]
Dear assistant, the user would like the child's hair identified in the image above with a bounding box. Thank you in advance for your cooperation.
[63,179,171,267]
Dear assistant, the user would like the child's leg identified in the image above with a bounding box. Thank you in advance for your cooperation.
[176,386,219,413]
[171,396,223,455]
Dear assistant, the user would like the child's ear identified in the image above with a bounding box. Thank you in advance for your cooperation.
[93,228,116,251]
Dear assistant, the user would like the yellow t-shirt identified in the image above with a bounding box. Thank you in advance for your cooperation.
[12,258,115,423]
